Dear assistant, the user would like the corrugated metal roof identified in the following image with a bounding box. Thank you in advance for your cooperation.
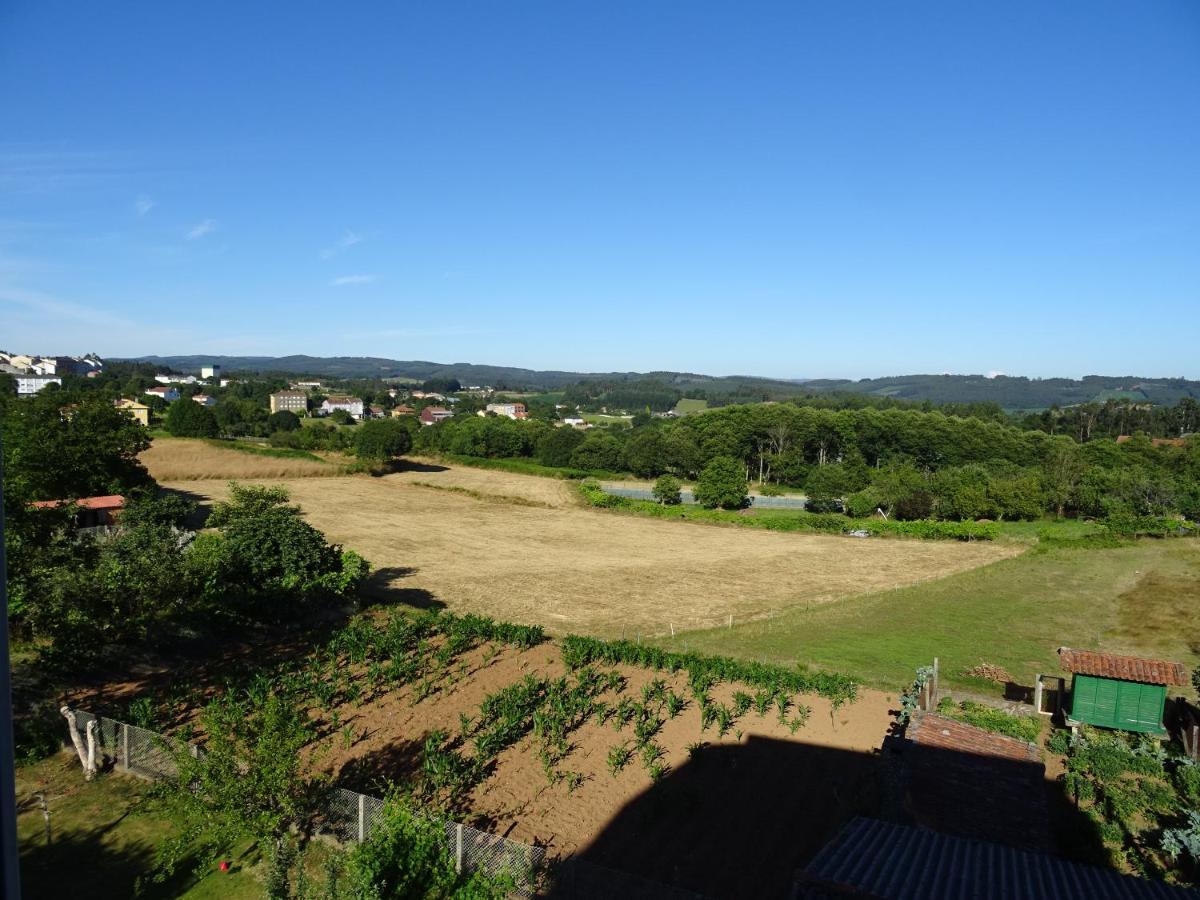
[1059,647,1189,686]
[797,817,1198,899]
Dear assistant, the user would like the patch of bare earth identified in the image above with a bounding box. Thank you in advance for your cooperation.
[163,466,1020,637]
[318,641,895,898]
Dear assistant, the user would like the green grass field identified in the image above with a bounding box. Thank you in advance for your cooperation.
[16,755,278,899]
[582,412,632,426]
[658,538,1200,695]
[672,398,709,415]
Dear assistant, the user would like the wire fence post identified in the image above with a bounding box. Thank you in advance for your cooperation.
[454,823,464,874]
[357,793,366,843]
[121,723,130,773]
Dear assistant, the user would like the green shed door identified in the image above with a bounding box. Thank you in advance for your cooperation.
[1071,675,1164,733]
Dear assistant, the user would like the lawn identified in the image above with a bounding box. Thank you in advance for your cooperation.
[658,539,1200,695]
[672,398,709,415]
[16,754,271,900]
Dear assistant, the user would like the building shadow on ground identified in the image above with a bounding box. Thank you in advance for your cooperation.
[552,730,1108,899]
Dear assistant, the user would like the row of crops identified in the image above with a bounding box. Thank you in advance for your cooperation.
[124,609,859,816]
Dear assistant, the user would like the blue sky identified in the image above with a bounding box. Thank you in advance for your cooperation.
[2,2,1198,379]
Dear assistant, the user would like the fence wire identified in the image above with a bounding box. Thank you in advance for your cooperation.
[64,710,543,895]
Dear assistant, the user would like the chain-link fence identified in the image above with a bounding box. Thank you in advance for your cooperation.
[64,709,543,894]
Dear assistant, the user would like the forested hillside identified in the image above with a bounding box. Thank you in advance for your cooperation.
[127,356,1200,410]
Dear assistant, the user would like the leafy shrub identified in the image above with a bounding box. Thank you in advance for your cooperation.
[694,456,748,510]
[652,475,682,505]
[342,789,514,898]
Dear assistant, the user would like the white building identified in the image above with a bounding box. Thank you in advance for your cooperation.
[320,395,364,419]
[144,385,181,402]
[201,365,221,380]
[192,394,217,407]
[485,402,527,420]
[16,375,62,396]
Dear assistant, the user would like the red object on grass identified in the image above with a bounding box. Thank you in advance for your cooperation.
[218,861,230,873]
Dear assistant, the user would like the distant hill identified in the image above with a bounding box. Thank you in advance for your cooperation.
[798,374,1200,409]
[121,355,809,397]
[121,356,1200,409]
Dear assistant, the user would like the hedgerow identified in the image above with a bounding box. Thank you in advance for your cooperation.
[577,481,997,541]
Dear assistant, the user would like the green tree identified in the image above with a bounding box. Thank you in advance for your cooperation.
[569,433,624,471]
[340,790,513,899]
[268,409,301,432]
[694,455,747,510]
[652,474,682,505]
[165,399,219,438]
[354,418,413,463]
[330,408,355,426]
[535,426,585,467]
[153,691,327,896]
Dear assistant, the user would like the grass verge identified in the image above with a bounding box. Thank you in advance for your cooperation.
[656,539,1200,694]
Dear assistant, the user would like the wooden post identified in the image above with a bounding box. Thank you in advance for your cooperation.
[1034,675,1044,715]
[357,794,366,842]
[122,723,130,773]
[1192,725,1199,762]
[932,658,939,707]
[455,823,464,874]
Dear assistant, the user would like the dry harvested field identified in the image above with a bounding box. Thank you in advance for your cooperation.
[140,437,347,480]
[157,455,1021,637]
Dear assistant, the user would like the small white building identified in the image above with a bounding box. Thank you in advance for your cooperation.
[201,365,221,380]
[16,375,62,396]
[192,394,217,407]
[561,415,586,427]
[144,385,181,402]
[485,402,527,420]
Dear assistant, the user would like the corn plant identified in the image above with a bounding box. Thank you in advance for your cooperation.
[607,742,633,776]
[733,691,753,717]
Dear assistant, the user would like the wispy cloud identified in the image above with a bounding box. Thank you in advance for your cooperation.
[330,274,375,287]
[134,194,155,217]
[186,219,217,240]
[320,230,363,260]
[0,284,186,352]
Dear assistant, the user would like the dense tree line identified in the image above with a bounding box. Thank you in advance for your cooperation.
[416,402,1200,521]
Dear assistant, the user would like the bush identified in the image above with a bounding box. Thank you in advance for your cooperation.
[570,433,624,471]
[341,790,514,899]
[694,456,747,510]
[844,488,882,518]
[165,399,219,438]
[758,482,785,497]
[652,475,682,505]
[330,408,354,426]
[354,418,413,463]
[267,410,301,432]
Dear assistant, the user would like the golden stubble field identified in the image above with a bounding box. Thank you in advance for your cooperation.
[147,443,1021,636]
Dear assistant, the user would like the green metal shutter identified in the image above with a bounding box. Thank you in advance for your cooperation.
[1072,675,1097,722]
[1092,678,1119,729]
[1116,682,1143,728]
[1134,684,1166,733]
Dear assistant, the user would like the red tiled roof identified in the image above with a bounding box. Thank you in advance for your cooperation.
[908,713,1040,763]
[31,495,125,511]
[1058,647,1189,686]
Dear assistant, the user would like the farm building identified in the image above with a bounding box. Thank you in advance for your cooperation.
[1058,647,1189,735]
[30,495,125,529]
[419,406,453,426]
[390,405,416,417]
